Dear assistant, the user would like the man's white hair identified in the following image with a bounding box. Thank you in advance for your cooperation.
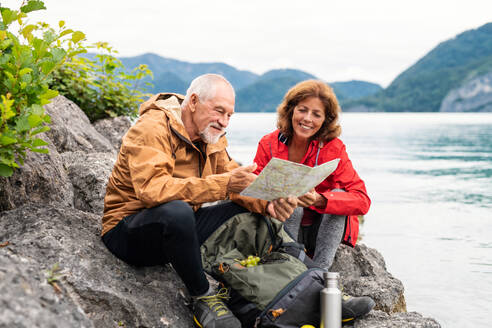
[181,74,235,108]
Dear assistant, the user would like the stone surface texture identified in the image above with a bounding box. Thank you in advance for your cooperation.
[0,205,193,328]
[0,251,94,328]
[0,134,74,212]
[440,71,492,112]
[353,310,441,328]
[331,244,407,313]
[0,95,441,327]
[93,116,132,151]
[44,96,115,154]
[61,151,116,215]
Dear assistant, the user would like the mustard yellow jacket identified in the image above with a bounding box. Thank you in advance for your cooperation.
[101,93,267,236]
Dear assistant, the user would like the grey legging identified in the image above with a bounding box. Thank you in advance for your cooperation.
[283,189,346,269]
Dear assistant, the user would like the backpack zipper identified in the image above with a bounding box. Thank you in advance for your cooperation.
[256,267,324,324]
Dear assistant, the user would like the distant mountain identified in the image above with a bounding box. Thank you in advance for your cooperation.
[235,69,317,112]
[345,22,492,112]
[149,71,188,95]
[116,54,382,111]
[235,69,382,112]
[119,53,258,92]
[439,71,492,112]
[331,80,382,101]
[256,69,316,82]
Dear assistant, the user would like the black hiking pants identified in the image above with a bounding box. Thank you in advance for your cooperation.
[102,200,248,296]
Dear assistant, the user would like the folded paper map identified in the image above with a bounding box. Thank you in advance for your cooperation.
[240,157,340,201]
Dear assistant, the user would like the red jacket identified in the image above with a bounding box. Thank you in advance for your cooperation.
[253,130,371,247]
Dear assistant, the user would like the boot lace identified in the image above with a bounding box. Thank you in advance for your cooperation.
[197,288,230,317]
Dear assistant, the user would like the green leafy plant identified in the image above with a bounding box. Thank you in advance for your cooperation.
[46,262,63,294]
[50,42,153,122]
[46,262,62,284]
[0,0,85,177]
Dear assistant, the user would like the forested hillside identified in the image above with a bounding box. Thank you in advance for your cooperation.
[345,22,492,112]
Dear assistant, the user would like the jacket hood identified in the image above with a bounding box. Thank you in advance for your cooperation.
[139,92,185,118]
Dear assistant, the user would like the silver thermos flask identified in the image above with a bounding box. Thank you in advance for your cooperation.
[320,271,341,328]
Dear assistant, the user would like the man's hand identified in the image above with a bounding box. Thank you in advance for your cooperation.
[297,189,326,208]
[266,196,298,222]
[227,163,257,194]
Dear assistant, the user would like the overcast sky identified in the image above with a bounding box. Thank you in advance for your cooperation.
[3,0,492,87]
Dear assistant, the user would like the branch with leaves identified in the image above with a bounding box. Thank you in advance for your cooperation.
[0,0,86,177]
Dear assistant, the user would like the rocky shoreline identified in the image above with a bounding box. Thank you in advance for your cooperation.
[0,96,441,327]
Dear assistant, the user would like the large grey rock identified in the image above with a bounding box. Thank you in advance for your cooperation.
[0,134,74,212]
[61,151,116,215]
[354,310,441,328]
[0,204,193,328]
[331,244,406,313]
[44,96,115,154]
[93,116,132,151]
[440,71,492,112]
[0,251,94,328]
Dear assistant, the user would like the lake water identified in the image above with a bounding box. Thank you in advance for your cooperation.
[226,113,492,328]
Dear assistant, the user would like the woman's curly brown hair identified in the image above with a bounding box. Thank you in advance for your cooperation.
[277,80,341,142]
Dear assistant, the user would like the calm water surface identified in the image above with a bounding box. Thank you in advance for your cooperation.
[226,113,492,328]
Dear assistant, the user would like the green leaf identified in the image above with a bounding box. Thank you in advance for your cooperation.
[21,73,32,84]
[40,89,58,100]
[0,135,17,146]
[20,1,47,14]
[4,70,14,80]
[32,138,48,147]
[68,49,86,57]
[43,30,56,44]
[30,125,50,136]
[0,53,10,65]
[32,38,48,58]
[59,29,73,38]
[31,147,49,154]
[41,60,56,75]
[58,20,65,28]
[0,164,13,177]
[19,67,33,76]
[31,104,44,115]
[51,48,66,63]
[15,116,30,132]
[21,24,37,39]
[0,39,13,51]
[71,31,85,43]
[0,8,18,26]
[28,114,43,128]
[3,106,16,120]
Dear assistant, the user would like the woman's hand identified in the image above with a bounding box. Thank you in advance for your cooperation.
[266,196,298,222]
[297,189,327,208]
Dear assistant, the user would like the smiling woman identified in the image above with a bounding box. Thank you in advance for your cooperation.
[253,80,371,268]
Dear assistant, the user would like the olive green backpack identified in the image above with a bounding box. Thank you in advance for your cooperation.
[201,212,326,328]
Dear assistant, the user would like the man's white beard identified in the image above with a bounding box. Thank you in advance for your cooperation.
[200,123,224,144]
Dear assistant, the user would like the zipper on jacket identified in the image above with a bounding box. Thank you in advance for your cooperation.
[169,125,207,177]
[345,216,352,245]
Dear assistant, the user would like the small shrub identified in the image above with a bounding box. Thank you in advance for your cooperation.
[0,1,152,177]
[50,42,153,122]
[0,0,85,177]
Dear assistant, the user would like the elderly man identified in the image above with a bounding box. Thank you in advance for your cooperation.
[101,74,297,328]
